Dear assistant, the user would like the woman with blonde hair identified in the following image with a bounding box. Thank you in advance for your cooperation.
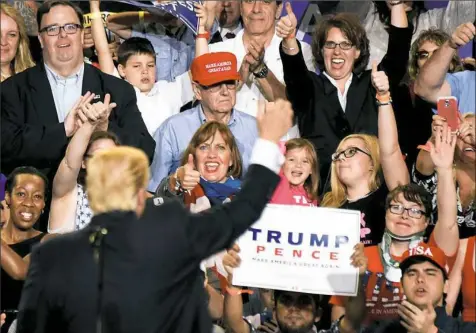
[0,3,35,82]
[321,66,410,247]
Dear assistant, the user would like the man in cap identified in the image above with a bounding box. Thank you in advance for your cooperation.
[148,51,258,193]
[363,244,475,332]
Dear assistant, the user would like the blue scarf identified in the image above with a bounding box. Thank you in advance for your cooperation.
[199,177,242,205]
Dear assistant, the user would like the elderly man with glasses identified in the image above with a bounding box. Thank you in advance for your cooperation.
[1,0,155,229]
[148,51,258,194]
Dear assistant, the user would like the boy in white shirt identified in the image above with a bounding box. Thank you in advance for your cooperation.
[116,37,193,135]
[88,1,213,135]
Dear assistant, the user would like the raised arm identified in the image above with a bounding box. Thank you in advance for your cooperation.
[277,3,315,115]
[52,94,96,199]
[414,22,475,104]
[106,11,148,40]
[445,238,466,315]
[372,63,409,190]
[187,100,292,260]
[338,243,368,333]
[222,246,251,333]
[428,122,459,256]
[89,0,116,75]
[194,2,216,57]
[379,1,412,86]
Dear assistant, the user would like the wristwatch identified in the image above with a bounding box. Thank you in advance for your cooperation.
[252,63,269,79]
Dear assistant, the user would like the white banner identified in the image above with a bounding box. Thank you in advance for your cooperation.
[233,204,361,296]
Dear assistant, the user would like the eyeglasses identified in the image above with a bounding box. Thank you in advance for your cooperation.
[39,23,82,36]
[199,80,237,93]
[332,147,371,162]
[416,50,433,60]
[389,204,426,219]
[242,0,274,4]
[324,41,353,50]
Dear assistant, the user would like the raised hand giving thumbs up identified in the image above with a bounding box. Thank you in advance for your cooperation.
[276,2,297,40]
[175,154,201,191]
[371,61,389,96]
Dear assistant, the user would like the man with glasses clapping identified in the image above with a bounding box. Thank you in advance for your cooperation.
[1,0,155,230]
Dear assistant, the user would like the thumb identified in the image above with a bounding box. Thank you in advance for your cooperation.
[371,61,378,74]
[103,93,111,106]
[187,154,195,169]
[285,2,294,15]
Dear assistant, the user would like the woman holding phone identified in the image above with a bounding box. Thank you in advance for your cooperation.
[413,113,475,239]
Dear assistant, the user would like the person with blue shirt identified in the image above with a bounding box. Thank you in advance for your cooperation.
[148,51,258,193]
[414,22,475,114]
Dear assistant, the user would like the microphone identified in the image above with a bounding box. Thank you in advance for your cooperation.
[89,226,108,333]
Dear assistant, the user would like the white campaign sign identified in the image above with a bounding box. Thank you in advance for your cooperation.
[233,204,361,296]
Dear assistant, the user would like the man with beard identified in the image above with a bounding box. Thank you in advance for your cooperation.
[222,243,368,333]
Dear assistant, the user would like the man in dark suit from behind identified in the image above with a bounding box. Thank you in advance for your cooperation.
[16,99,294,333]
[0,0,155,192]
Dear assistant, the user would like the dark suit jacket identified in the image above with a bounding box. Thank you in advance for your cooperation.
[1,62,155,178]
[16,164,280,333]
[281,27,409,190]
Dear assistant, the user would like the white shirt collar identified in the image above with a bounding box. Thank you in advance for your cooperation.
[133,81,160,97]
[322,71,353,90]
[220,22,242,39]
[44,62,84,85]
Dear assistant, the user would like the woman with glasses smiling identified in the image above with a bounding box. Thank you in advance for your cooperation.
[276,4,415,193]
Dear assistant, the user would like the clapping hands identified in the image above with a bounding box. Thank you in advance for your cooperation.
[64,92,117,137]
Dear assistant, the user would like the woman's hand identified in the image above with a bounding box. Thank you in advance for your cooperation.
[175,154,200,191]
[371,62,389,95]
[276,2,297,40]
[350,243,368,275]
[429,122,457,171]
[194,2,216,32]
[223,243,241,284]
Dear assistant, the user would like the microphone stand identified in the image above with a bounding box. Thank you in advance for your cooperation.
[89,226,108,333]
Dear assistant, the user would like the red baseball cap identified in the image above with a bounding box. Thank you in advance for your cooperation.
[191,52,241,86]
[400,244,448,278]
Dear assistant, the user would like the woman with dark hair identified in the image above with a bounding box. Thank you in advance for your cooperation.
[364,0,474,67]
[159,121,243,212]
[48,100,120,233]
[277,4,403,187]
[0,166,54,332]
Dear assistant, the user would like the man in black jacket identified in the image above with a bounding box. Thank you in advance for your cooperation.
[16,99,293,333]
[364,244,475,333]
[1,0,155,180]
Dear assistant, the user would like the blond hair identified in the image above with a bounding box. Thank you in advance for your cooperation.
[86,147,149,214]
[285,138,320,201]
[321,134,381,208]
[408,28,463,82]
[0,3,35,82]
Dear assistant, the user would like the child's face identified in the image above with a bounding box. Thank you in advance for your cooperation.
[118,53,156,93]
[283,148,312,187]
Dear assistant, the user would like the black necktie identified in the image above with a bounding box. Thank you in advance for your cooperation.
[224,32,236,40]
